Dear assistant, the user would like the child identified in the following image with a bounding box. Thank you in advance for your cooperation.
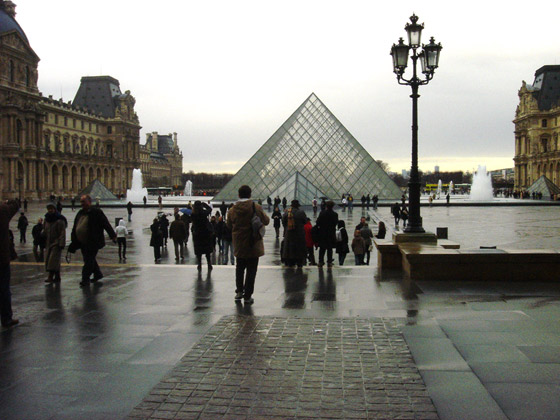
[335,220,349,265]
[303,218,316,265]
[115,219,128,260]
[351,229,366,265]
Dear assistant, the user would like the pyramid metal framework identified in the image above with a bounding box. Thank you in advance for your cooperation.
[214,93,401,202]
[268,171,328,205]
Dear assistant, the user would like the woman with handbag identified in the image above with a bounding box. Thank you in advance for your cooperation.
[44,202,66,283]
[360,223,374,265]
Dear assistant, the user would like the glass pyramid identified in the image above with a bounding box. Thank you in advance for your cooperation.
[527,175,560,199]
[268,171,328,205]
[214,93,401,202]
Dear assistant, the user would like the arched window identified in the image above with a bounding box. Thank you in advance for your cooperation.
[16,120,23,144]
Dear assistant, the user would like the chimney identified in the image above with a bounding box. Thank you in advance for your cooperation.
[173,132,178,149]
[152,131,158,152]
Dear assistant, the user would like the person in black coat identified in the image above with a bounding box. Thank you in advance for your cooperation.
[335,220,349,265]
[150,218,163,262]
[17,212,28,243]
[315,200,339,267]
[271,206,282,238]
[281,200,307,267]
[31,218,46,262]
[159,214,169,247]
[69,194,116,286]
[191,201,213,271]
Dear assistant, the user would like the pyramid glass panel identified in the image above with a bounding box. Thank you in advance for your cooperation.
[268,172,328,205]
[214,93,401,201]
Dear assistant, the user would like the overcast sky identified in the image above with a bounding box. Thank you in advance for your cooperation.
[16,0,560,174]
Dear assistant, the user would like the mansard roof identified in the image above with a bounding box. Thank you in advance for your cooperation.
[530,65,560,111]
[72,76,123,118]
[0,4,28,43]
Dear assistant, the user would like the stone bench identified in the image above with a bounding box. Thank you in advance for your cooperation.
[373,238,402,269]
[398,243,560,281]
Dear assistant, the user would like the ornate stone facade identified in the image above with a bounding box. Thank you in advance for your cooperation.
[0,2,182,200]
[514,65,560,190]
[139,132,183,188]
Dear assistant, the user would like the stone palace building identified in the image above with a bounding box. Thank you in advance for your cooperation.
[514,65,560,190]
[0,1,182,200]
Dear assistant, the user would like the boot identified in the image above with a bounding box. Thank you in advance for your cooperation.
[53,271,61,283]
[45,271,54,283]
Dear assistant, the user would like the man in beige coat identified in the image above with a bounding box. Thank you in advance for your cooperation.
[226,185,270,304]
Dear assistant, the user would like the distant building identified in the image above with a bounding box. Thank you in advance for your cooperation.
[514,65,560,190]
[434,165,440,173]
[401,169,410,179]
[140,132,183,188]
[488,168,514,183]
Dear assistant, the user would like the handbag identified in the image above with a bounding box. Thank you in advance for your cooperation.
[251,203,266,241]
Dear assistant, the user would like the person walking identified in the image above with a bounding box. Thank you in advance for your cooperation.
[335,220,349,265]
[191,201,214,271]
[32,218,46,262]
[400,206,409,229]
[271,206,282,238]
[150,218,163,263]
[44,202,66,283]
[23,198,28,212]
[312,197,318,216]
[69,194,116,287]
[115,219,128,260]
[126,201,133,222]
[220,201,228,220]
[266,196,272,212]
[222,223,234,265]
[360,222,374,265]
[169,213,187,261]
[373,194,378,210]
[281,197,287,210]
[281,200,307,268]
[303,218,316,265]
[158,195,163,210]
[226,185,270,304]
[366,194,371,210]
[159,213,169,248]
[143,196,147,207]
[391,202,401,229]
[71,197,76,211]
[0,198,20,328]
[316,200,338,267]
[17,212,28,244]
[351,230,366,265]
[215,216,226,253]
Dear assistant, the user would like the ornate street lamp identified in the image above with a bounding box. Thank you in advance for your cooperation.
[391,14,442,233]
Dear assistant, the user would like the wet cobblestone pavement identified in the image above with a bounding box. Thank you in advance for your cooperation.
[127,316,438,420]
[2,203,560,419]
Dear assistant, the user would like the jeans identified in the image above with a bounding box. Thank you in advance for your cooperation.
[117,238,126,259]
[82,247,103,281]
[236,257,258,298]
[173,239,184,259]
[318,247,333,265]
[0,264,13,325]
[33,244,44,262]
[153,245,161,261]
[223,240,234,264]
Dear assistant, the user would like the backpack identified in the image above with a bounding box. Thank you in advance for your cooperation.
[251,203,266,241]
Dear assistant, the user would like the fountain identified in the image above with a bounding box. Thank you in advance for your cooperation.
[437,179,442,198]
[184,180,193,197]
[470,165,494,201]
[449,180,454,193]
[126,168,149,203]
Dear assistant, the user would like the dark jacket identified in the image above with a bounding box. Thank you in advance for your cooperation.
[150,222,163,247]
[32,222,46,247]
[169,220,187,242]
[191,203,214,255]
[335,227,349,255]
[0,200,20,265]
[17,215,28,231]
[281,206,307,261]
[226,200,270,259]
[316,208,339,248]
[70,206,116,251]
[272,210,282,228]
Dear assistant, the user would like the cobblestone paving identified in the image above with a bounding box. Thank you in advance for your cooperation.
[127,316,438,420]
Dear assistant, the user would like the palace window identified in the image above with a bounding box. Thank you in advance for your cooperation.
[81,121,84,130]
[25,66,30,87]
[64,117,67,127]
[542,119,548,128]
[107,126,112,134]
[55,115,59,124]
[9,60,14,83]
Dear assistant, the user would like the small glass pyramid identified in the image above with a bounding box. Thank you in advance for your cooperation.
[527,175,560,199]
[215,93,402,201]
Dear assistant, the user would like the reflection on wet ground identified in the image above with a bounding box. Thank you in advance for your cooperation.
[2,203,560,419]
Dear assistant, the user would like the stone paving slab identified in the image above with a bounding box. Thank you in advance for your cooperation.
[127,315,439,420]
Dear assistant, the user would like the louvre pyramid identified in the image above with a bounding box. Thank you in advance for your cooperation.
[75,179,117,201]
[214,93,401,201]
[268,171,328,205]
[527,175,560,199]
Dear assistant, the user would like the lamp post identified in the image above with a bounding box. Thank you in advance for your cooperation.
[391,14,442,233]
